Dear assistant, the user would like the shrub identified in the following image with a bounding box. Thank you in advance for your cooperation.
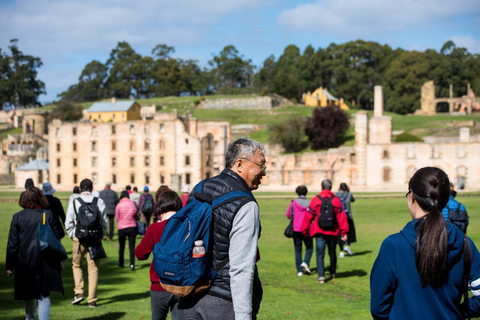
[304,105,350,150]
[267,116,308,153]
[394,132,423,142]
[49,100,83,122]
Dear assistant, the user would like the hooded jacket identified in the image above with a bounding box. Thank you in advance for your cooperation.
[371,219,480,319]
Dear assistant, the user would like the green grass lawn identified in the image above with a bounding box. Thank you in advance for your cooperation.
[1,191,479,319]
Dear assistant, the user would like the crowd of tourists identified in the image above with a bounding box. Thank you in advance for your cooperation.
[5,138,480,320]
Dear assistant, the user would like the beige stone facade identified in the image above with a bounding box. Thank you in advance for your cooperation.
[48,115,229,192]
[261,86,480,192]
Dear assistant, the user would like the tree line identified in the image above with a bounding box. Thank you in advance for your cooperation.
[1,39,479,114]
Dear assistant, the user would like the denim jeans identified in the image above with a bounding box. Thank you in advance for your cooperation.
[315,234,338,278]
[293,233,313,272]
[24,294,51,320]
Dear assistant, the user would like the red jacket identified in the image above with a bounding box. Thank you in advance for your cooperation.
[301,189,349,237]
[135,220,167,291]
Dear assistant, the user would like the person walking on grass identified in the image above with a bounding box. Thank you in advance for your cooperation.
[7,187,64,320]
[99,181,119,241]
[115,191,138,271]
[42,181,66,239]
[336,183,356,258]
[65,179,107,308]
[371,167,480,319]
[174,139,266,320]
[136,190,183,320]
[301,179,348,284]
[286,185,313,277]
[138,186,154,227]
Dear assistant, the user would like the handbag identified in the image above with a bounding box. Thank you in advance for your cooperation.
[284,200,294,238]
[88,243,107,260]
[136,221,146,236]
[37,212,68,262]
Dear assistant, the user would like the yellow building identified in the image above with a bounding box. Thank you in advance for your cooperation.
[304,87,349,110]
[87,99,142,122]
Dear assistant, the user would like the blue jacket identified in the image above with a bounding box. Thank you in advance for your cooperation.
[441,195,467,222]
[371,219,480,319]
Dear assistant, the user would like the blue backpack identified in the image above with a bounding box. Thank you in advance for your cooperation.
[153,180,253,297]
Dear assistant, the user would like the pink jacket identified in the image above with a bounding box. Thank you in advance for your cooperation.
[115,198,137,230]
[286,197,310,232]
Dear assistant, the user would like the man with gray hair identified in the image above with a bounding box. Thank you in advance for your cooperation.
[99,181,119,241]
[175,139,266,320]
[301,179,348,284]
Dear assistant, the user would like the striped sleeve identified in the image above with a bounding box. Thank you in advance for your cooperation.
[465,237,480,318]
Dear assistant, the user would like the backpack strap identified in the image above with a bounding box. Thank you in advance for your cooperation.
[73,197,86,222]
[193,180,212,204]
[463,235,472,305]
[290,200,294,220]
[212,190,254,209]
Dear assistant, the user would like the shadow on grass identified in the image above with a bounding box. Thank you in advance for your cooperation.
[77,312,126,320]
[335,269,368,278]
[348,250,372,257]
[102,291,150,305]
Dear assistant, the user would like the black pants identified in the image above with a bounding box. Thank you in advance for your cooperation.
[118,227,137,266]
[108,216,115,240]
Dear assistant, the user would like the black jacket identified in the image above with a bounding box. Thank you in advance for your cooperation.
[99,188,119,216]
[6,208,64,300]
[45,195,66,239]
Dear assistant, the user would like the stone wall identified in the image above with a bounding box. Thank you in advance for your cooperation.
[0,174,14,185]
[199,97,276,110]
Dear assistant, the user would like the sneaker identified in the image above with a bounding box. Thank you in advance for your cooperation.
[72,294,84,305]
[317,276,326,284]
[118,262,124,268]
[300,262,311,275]
[339,251,345,258]
[297,272,303,277]
[130,265,135,271]
[88,302,97,308]
[345,246,353,256]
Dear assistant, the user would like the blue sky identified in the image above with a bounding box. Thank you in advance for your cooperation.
[1,0,479,103]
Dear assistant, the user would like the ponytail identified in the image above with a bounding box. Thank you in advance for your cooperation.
[415,206,448,287]
[409,167,451,287]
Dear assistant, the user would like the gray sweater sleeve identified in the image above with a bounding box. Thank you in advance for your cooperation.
[229,201,260,320]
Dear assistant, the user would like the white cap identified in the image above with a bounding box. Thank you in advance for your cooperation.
[194,240,203,246]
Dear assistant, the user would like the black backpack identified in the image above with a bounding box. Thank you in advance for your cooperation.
[447,202,469,233]
[141,194,154,214]
[317,195,336,230]
[74,197,102,243]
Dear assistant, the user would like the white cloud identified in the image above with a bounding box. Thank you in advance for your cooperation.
[277,0,480,37]
[448,35,480,54]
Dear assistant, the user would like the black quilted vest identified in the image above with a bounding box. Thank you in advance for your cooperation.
[192,168,256,300]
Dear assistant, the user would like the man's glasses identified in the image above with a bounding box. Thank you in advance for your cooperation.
[406,190,411,198]
[240,158,267,172]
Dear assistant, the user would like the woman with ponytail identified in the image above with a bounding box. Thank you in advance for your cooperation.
[371,167,480,319]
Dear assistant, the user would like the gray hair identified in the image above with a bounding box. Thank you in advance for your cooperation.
[321,179,332,190]
[105,181,112,187]
[225,139,266,168]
